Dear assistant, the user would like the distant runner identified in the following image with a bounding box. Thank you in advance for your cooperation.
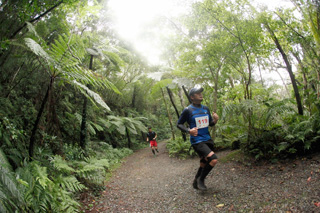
[146,127,159,156]
[177,87,219,191]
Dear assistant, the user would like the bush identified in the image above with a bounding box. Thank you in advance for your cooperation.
[245,112,320,160]
[0,140,134,213]
[166,137,197,159]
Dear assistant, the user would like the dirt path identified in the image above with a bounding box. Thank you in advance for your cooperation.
[82,141,320,212]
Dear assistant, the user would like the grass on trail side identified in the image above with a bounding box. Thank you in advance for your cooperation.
[218,149,254,165]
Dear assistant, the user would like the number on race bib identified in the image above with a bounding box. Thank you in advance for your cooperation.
[195,115,209,129]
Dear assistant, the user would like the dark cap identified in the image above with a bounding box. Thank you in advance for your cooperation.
[188,87,204,96]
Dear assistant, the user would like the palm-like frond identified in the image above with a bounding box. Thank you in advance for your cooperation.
[24,23,119,111]
[24,38,53,65]
[0,148,24,212]
[73,80,110,110]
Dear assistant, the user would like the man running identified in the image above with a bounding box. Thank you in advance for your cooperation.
[146,127,159,156]
[177,87,219,191]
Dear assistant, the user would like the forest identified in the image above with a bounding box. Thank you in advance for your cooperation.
[0,0,319,212]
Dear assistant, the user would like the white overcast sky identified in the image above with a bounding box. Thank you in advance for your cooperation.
[107,0,294,84]
[107,0,294,65]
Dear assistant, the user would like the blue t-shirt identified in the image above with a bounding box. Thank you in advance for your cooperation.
[177,104,213,145]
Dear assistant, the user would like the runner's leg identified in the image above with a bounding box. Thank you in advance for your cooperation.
[197,151,218,190]
[154,141,159,152]
[193,158,206,189]
[151,146,155,155]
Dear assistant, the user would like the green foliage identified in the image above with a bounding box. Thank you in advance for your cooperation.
[16,161,81,213]
[244,111,320,160]
[0,140,134,212]
[2,0,320,211]
[166,137,196,159]
[24,25,113,111]
[0,148,25,212]
[0,116,27,167]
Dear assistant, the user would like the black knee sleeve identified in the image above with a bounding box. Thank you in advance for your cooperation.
[207,154,218,163]
[200,158,207,164]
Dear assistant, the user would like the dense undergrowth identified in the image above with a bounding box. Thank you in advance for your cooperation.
[0,139,132,212]
[167,109,320,161]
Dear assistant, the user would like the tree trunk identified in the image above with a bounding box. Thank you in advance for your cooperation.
[292,51,311,112]
[182,85,191,104]
[80,94,88,149]
[275,70,290,97]
[178,87,186,108]
[166,87,180,118]
[29,76,54,159]
[132,84,136,108]
[126,128,132,148]
[166,86,186,141]
[80,55,94,149]
[9,1,64,39]
[265,23,304,115]
[161,88,175,140]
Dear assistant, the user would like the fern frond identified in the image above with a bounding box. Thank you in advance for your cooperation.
[87,123,96,135]
[56,175,86,193]
[0,149,23,211]
[24,38,53,65]
[90,122,104,132]
[98,118,112,128]
[72,80,110,111]
[51,155,75,174]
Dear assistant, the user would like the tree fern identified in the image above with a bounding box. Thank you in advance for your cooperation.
[24,23,116,111]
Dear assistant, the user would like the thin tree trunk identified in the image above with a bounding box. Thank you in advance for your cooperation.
[292,51,311,112]
[229,76,234,89]
[29,76,54,159]
[178,87,186,108]
[161,88,175,140]
[257,59,264,87]
[166,86,186,141]
[182,85,191,104]
[80,94,88,149]
[126,128,131,148]
[5,63,24,98]
[166,87,180,118]
[10,1,63,39]
[275,70,290,97]
[80,55,93,149]
[132,84,136,108]
[265,23,303,115]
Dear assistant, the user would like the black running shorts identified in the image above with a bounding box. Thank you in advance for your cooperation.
[192,140,215,158]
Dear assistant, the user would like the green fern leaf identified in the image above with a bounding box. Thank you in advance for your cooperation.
[73,80,110,111]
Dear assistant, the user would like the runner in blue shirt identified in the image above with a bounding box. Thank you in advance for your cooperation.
[177,87,219,191]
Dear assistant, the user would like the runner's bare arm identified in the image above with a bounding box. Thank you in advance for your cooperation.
[154,133,157,140]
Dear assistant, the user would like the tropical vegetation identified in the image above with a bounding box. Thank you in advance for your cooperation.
[0,0,319,211]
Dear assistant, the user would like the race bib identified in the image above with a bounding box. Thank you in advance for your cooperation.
[195,115,209,129]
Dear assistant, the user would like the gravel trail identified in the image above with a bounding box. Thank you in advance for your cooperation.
[82,141,320,212]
